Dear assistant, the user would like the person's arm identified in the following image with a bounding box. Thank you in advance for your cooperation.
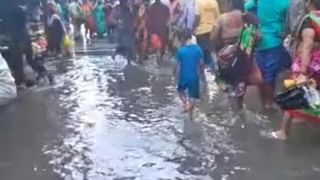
[211,16,223,52]
[300,28,315,75]
[92,0,99,10]
[215,0,220,18]
[211,15,221,40]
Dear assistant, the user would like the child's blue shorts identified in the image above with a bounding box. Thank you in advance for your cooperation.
[178,78,200,99]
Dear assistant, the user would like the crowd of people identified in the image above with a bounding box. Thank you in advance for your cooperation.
[0,0,320,140]
[176,0,320,141]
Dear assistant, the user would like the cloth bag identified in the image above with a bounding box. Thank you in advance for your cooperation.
[275,86,309,110]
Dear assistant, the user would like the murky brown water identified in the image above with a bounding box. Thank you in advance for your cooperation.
[0,54,320,180]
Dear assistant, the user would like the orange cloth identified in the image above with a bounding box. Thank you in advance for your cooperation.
[150,34,162,49]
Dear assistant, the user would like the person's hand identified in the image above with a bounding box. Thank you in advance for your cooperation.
[295,73,308,85]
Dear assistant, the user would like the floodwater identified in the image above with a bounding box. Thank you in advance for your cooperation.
[0,45,320,180]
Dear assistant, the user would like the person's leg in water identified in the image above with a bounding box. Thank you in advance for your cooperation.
[137,40,148,64]
[186,79,200,119]
[204,49,214,71]
[272,112,293,140]
[47,27,54,55]
[113,46,124,60]
[196,33,214,70]
[259,83,274,109]
[156,29,169,65]
[57,23,66,56]
[256,46,291,109]
[11,42,25,86]
[51,35,63,57]
[137,27,148,64]
[178,83,188,111]
[126,39,137,65]
[233,82,247,110]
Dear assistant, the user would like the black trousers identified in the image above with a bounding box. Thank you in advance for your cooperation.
[196,33,214,67]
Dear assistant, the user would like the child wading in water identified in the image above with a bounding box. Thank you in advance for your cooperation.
[175,29,203,116]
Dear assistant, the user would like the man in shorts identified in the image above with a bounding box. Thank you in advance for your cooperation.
[245,0,291,109]
[175,29,203,115]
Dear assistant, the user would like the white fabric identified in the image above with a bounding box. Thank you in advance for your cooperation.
[69,2,80,17]
[191,35,197,44]
[0,54,17,106]
[178,0,196,30]
[150,0,170,7]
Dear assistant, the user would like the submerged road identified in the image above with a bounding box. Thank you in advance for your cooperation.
[0,40,320,180]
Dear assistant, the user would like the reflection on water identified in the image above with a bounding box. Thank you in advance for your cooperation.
[42,56,241,179]
[42,55,320,180]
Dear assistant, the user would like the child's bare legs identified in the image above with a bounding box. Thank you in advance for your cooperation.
[185,98,195,120]
[178,90,196,114]
[272,112,293,140]
[179,92,188,111]
[185,98,195,111]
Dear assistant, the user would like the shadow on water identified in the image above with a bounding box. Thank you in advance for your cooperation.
[0,55,319,180]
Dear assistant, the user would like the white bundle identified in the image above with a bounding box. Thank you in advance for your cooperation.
[0,54,17,106]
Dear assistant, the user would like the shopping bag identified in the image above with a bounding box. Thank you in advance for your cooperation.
[63,35,73,49]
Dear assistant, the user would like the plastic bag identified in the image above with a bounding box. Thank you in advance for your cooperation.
[0,54,17,106]
[64,35,73,49]
[304,86,320,109]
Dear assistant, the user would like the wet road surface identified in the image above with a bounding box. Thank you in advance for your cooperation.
[1,41,320,180]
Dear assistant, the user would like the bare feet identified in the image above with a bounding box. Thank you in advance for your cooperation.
[264,103,278,111]
[271,130,287,140]
[182,102,194,114]
[181,102,188,112]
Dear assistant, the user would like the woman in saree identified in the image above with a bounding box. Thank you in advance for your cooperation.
[47,6,66,56]
[134,1,149,63]
[94,0,107,38]
[105,1,115,37]
[272,0,320,140]
[81,0,95,35]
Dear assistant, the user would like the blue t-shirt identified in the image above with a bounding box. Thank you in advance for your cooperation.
[176,44,203,81]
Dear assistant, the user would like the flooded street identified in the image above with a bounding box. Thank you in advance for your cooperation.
[0,42,320,180]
